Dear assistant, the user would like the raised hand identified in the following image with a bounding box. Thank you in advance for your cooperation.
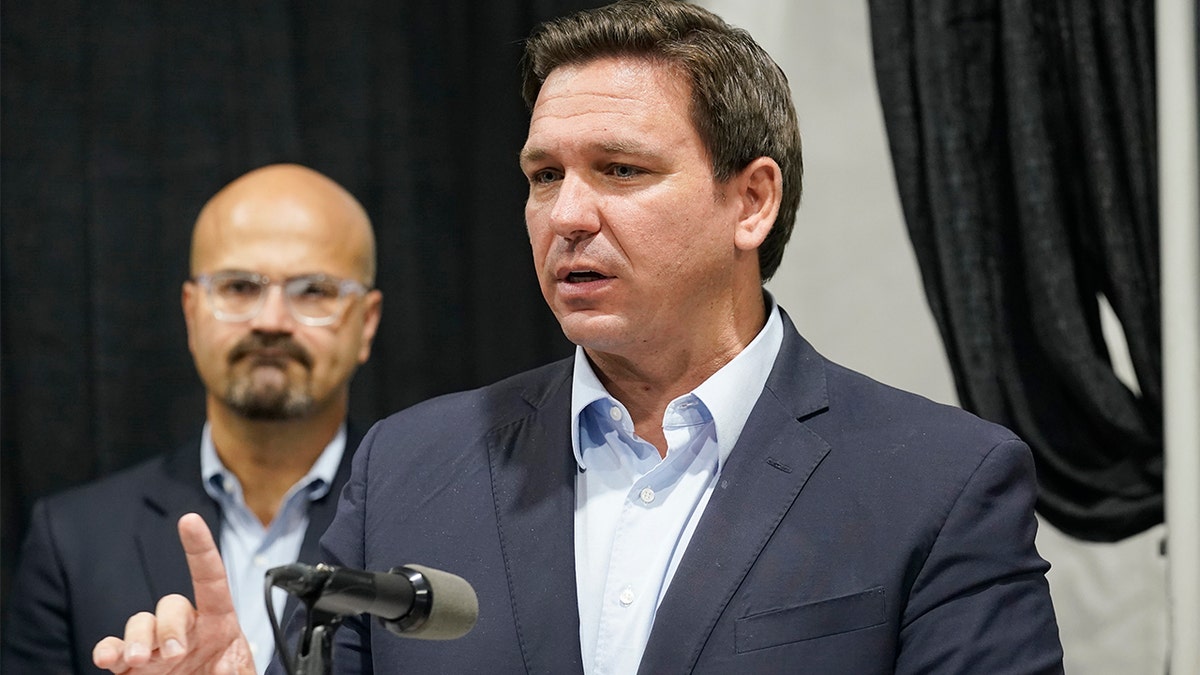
[92,513,255,674]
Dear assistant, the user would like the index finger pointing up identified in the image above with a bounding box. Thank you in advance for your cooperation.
[177,512,236,617]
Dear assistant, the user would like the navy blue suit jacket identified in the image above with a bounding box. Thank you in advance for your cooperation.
[1,426,360,675]
[280,313,1062,674]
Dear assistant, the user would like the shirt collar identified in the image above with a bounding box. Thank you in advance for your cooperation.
[570,349,618,469]
[570,293,784,470]
[201,422,346,503]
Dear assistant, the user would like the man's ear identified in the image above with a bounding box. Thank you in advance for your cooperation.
[356,289,384,364]
[181,280,199,355]
[732,156,782,251]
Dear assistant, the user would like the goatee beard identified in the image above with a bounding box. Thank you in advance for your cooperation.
[224,376,314,420]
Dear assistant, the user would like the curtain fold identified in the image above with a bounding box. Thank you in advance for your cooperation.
[0,0,603,603]
[868,0,1162,542]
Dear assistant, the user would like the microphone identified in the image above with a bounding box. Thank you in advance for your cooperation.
[269,562,479,640]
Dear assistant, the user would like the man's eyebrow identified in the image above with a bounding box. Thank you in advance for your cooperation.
[597,140,655,157]
[519,141,657,166]
[518,146,548,167]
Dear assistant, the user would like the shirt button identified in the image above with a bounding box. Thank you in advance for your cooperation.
[609,406,623,421]
[639,487,655,504]
[254,555,268,567]
[619,587,635,606]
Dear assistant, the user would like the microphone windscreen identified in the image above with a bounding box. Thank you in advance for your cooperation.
[401,564,479,640]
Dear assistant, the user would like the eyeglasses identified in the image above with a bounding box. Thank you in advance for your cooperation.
[192,270,370,326]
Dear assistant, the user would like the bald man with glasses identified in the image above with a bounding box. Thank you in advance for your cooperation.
[1,164,383,675]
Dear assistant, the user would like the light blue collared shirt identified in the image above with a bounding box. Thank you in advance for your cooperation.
[201,424,345,675]
[572,297,784,675]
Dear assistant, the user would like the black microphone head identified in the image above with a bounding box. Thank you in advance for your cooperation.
[382,564,479,640]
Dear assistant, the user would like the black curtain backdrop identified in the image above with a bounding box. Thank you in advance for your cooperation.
[1,0,605,607]
[868,0,1163,542]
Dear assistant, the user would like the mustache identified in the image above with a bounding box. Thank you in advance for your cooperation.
[227,333,313,370]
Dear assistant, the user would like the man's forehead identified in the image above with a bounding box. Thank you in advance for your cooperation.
[191,206,366,276]
[539,57,687,101]
[522,60,695,156]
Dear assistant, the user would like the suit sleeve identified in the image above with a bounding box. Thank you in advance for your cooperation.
[895,439,1064,674]
[1,499,81,675]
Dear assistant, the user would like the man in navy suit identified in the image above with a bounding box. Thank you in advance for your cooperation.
[92,2,1063,673]
[2,164,383,674]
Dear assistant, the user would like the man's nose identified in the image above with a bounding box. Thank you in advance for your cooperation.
[248,284,296,332]
[548,173,602,242]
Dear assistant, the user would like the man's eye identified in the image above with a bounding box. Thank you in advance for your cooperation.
[610,164,641,179]
[293,280,339,299]
[531,169,561,184]
[218,279,260,297]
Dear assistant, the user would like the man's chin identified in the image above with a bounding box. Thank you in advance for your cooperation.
[232,404,311,421]
[558,313,630,351]
[224,386,314,420]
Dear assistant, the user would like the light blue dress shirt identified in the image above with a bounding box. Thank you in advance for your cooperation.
[572,298,784,675]
[201,424,345,674]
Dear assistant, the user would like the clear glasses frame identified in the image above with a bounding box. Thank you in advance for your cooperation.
[191,270,370,327]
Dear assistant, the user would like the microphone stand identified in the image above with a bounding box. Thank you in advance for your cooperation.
[292,610,342,675]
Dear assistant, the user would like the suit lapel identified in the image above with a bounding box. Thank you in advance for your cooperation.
[138,441,222,601]
[487,363,585,675]
[638,313,833,674]
[297,423,362,565]
[288,424,364,618]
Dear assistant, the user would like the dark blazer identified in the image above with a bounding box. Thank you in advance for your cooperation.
[1,425,361,675]
[283,312,1063,674]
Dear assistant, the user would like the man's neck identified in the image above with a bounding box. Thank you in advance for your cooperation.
[587,294,768,457]
[206,400,344,526]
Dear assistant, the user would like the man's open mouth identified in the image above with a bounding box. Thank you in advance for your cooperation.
[565,270,608,283]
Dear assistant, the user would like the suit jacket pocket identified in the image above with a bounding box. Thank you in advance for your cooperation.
[734,586,887,653]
